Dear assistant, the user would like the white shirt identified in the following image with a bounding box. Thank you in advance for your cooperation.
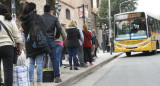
[0,15,22,47]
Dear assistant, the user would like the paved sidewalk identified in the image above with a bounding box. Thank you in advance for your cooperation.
[42,51,122,86]
[1,51,122,86]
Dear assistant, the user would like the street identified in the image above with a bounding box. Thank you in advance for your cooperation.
[70,50,160,86]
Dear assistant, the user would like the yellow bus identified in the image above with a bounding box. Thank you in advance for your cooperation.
[114,12,160,56]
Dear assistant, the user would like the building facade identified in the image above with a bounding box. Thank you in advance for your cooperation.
[23,0,103,46]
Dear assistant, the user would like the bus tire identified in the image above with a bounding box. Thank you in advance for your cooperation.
[152,42,158,54]
[126,52,131,57]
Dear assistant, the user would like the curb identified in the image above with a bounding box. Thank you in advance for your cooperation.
[56,53,123,86]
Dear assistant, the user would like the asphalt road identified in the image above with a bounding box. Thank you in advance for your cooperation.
[70,51,160,86]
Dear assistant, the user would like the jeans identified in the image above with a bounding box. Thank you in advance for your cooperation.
[55,44,63,67]
[67,47,78,67]
[0,45,14,86]
[29,54,44,82]
[48,38,60,77]
[77,45,84,66]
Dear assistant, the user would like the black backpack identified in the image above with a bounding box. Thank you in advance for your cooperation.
[26,15,50,54]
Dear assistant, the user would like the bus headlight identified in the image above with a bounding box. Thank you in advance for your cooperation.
[141,41,149,46]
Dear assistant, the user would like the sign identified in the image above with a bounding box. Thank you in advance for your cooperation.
[78,5,88,18]
[115,12,145,20]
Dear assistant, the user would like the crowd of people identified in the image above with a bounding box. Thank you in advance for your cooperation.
[0,2,99,86]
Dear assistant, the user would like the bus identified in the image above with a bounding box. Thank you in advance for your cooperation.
[114,12,160,56]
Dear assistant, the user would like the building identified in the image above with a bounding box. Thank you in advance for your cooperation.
[23,0,103,46]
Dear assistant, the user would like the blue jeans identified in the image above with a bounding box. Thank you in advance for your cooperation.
[67,47,78,67]
[56,44,63,67]
[48,38,60,77]
[29,54,44,82]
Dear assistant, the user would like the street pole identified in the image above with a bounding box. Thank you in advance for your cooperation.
[108,0,112,55]
[11,0,16,21]
[82,4,85,24]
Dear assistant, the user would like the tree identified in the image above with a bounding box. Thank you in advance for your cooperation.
[98,0,137,26]
[46,0,56,15]
[0,0,23,19]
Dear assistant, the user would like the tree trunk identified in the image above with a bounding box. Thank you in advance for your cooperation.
[46,0,56,15]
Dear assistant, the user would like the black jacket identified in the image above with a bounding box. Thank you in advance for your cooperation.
[65,27,80,47]
[20,11,47,57]
[41,12,61,39]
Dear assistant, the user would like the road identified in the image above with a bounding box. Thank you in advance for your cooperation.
[69,51,160,86]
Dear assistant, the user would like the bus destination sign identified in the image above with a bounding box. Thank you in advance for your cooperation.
[115,12,145,20]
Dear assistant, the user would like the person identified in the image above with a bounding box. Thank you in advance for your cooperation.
[92,31,99,58]
[58,23,67,68]
[55,23,67,68]
[65,21,80,70]
[20,2,47,86]
[74,21,86,67]
[0,3,22,86]
[82,24,93,65]
[43,8,54,69]
[41,5,62,83]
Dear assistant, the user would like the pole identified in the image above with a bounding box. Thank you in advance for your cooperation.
[11,0,16,21]
[82,4,85,24]
[108,0,112,55]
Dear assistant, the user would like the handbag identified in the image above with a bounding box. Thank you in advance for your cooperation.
[0,20,18,64]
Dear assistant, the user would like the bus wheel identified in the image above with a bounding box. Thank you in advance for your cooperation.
[143,51,149,53]
[152,43,158,54]
[126,52,131,57]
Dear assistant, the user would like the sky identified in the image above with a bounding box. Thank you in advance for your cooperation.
[136,0,160,19]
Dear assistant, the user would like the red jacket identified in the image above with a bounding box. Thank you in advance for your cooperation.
[82,31,92,47]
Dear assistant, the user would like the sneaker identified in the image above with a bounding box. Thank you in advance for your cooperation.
[54,77,62,83]
[70,67,72,70]
[90,63,94,66]
[74,67,79,70]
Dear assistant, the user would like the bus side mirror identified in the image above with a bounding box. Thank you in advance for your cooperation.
[149,19,153,25]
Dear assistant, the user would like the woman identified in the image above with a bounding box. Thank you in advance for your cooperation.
[0,3,22,86]
[55,23,67,68]
[82,24,93,65]
[20,2,47,86]
[65,21,80,70]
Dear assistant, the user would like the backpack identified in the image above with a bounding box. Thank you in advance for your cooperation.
[26,15,50,54]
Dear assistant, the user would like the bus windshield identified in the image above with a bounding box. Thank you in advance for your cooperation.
[115,18,147,40]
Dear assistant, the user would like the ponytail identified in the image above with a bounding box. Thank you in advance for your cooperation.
[4,13,12,21]
[0,3,12,21]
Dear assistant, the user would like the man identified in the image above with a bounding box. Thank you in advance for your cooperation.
[41,5,62,83]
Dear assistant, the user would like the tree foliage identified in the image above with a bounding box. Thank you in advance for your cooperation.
[46,0,56,15]
[98,0,137,25]
[0,0,23,19]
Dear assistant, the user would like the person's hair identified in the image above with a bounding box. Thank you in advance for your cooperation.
[44,5,51,12]
[69,21,76,27]
[0,3,12,21]
[22,2,36,15]
[83,24,88,32]
[61,23,66,27]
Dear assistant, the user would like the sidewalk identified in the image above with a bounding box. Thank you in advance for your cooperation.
[1,51,122,86]
[42,51,123,86]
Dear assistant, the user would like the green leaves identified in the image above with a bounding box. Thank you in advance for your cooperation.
[98,0,137,26]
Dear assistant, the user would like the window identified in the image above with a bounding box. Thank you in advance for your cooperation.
[66,9,70,20]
